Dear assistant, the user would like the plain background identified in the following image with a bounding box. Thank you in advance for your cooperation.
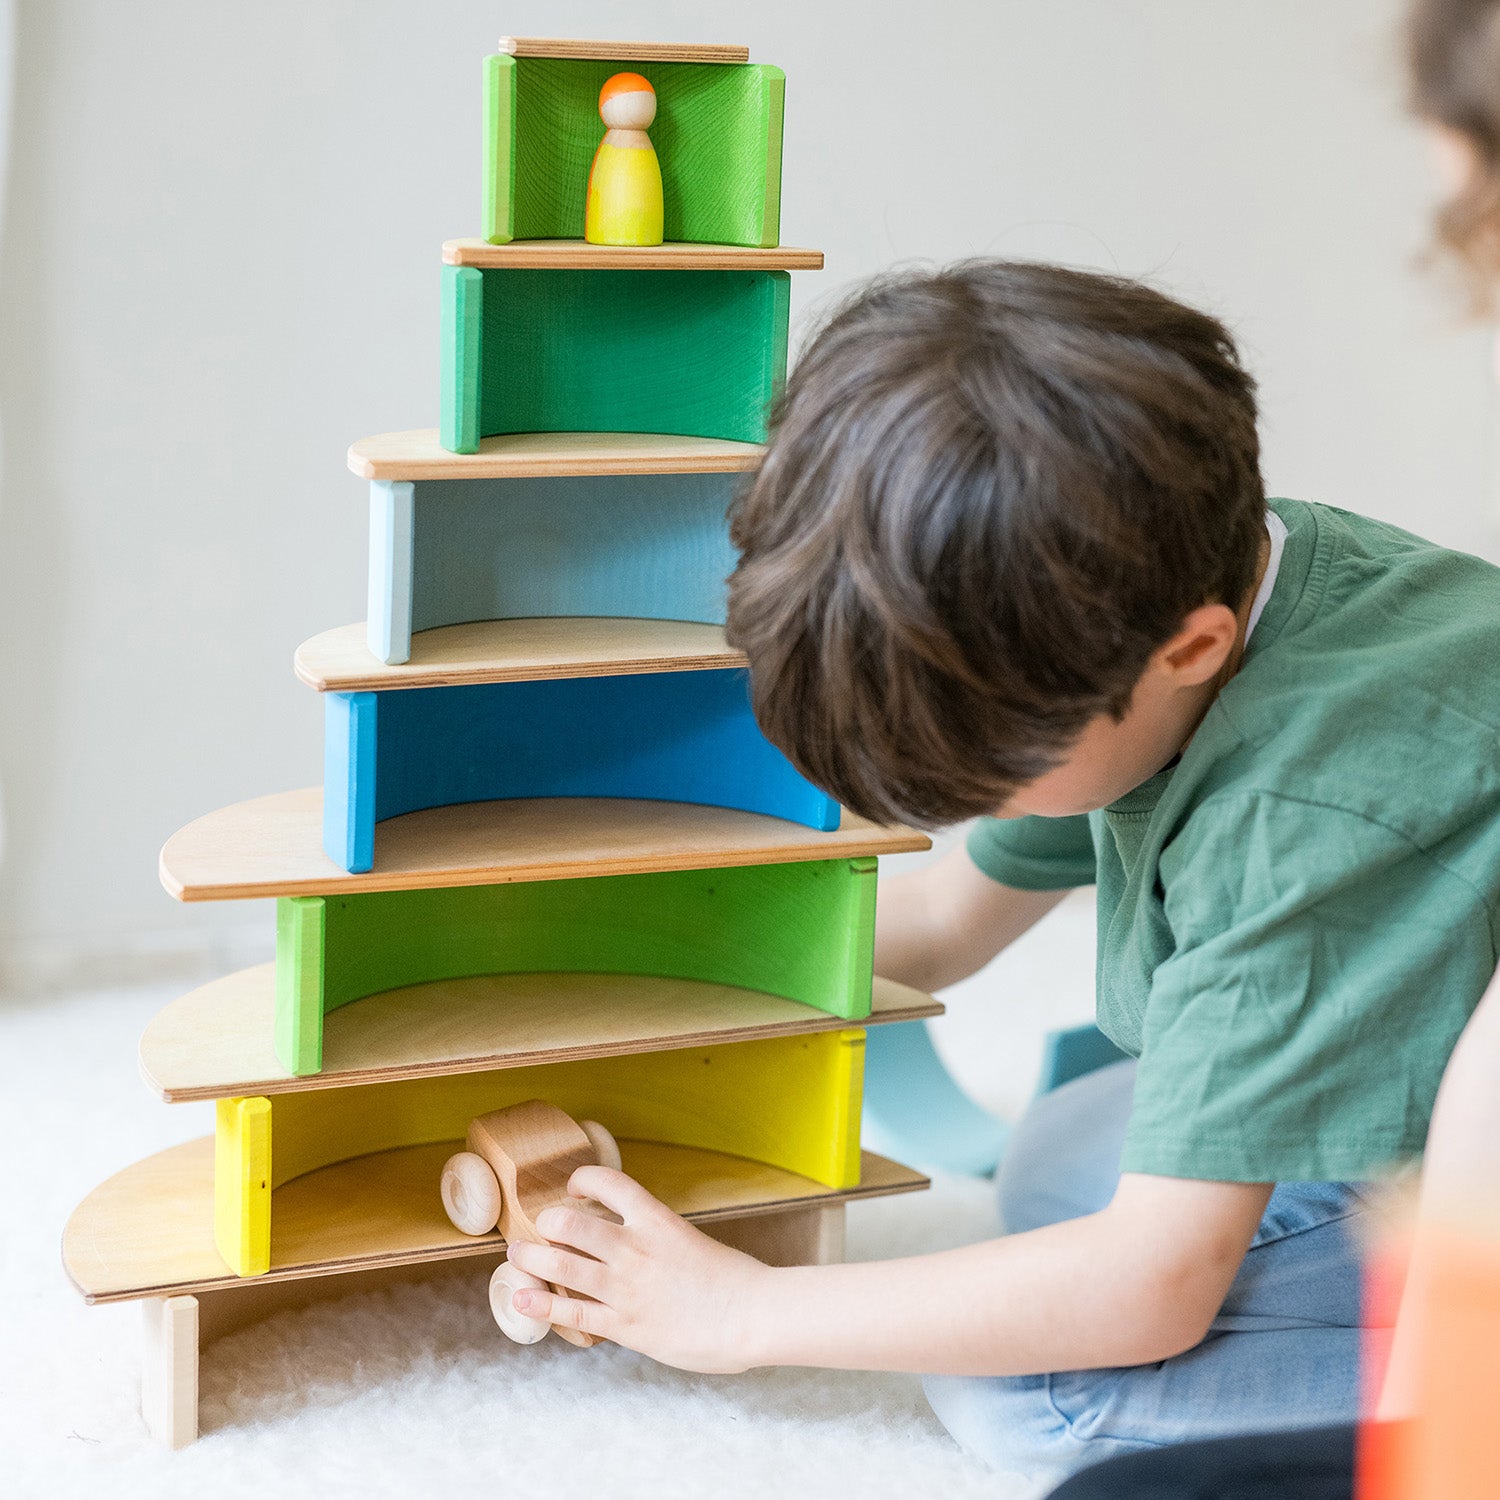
[0,2,1494,1101]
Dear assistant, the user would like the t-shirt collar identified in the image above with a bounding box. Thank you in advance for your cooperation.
[1245,508,1289,643]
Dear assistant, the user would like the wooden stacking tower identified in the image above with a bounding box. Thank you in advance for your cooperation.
[62,38,936,1449]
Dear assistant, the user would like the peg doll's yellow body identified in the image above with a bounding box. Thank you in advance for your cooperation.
[586,72,665,246]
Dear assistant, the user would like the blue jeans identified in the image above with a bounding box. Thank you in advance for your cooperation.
[923,1060,1374,1483]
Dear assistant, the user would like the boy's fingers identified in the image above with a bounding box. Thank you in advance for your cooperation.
[534,1203,624,1260]
[568,1164,672,1224]
[507,1240,607,1299]
[531,1290,612,1341]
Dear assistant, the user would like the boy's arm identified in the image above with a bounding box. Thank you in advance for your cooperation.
[873,841,1071,993]
[506,1170,1272,1376]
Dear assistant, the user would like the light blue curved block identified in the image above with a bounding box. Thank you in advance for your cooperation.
[322,668,840,874]
[367,471,740,666]
[861,1019,1131,1178]
[860,1019,1010,1178]
[1037,1022,1130,1095]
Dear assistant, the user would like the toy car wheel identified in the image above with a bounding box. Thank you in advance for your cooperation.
[489,1261,551,1344]
[441,1150,503,1235]
[579,1118,621,1171]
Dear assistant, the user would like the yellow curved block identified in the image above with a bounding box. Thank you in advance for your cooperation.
[213,1031,864,1277]
[214,1096,271,1277]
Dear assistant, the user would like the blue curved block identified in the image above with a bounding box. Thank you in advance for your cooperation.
[368,471,740,666]
[322,668,840,873]
[860,1019,1010,1177]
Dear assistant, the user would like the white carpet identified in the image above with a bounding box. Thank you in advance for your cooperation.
[1,979,1048,1500]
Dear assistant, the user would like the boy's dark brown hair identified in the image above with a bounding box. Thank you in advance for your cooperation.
[726,261,1265,830]
[1408,0,1500,301]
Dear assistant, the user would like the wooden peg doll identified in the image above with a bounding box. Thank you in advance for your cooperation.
[585,72,665,246]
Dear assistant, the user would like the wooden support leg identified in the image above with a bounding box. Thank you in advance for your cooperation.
[141,1294,199,1449]
[706,1203,847,1266]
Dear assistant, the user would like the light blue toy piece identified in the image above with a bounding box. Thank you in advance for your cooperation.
[322,667,840,874]
[860,1020,1011,1177]
[861,1019,1128,1177]
[1037,1021,1130,1094]
[367,471,739,666]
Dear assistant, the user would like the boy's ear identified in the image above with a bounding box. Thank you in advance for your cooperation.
[1152,603,1240,687]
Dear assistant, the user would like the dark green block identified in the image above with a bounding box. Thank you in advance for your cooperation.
[439,264,789,453]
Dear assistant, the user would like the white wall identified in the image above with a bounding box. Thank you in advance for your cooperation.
[0,0,1493,995]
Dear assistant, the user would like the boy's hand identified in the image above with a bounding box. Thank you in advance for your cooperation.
[503,1166,773,1373]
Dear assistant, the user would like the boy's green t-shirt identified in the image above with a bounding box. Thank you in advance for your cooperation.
[967,498,1500,1182]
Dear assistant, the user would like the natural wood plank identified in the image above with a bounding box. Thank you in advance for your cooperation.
[347,428,763,481]
[442,238,822,271]
[295,619,745,694]
[497,38,750,63]
[139,969,944,1102]
[141,1296,198,1449]
[64,1139,928,1303]
[159,791,930,903]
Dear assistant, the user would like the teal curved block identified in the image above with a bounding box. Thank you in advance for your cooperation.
[367,471,738,666]
[860,1020,1010,1177]
[440,266,789,452]
[322,668,839,874]
[275,856,876,1075]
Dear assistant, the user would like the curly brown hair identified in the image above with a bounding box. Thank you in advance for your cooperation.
[726,261,1265,830]
[1409,0,1500,301]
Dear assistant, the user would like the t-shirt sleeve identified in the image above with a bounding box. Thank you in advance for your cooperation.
[1122,791,1496,1183]
[966,814,1098,890]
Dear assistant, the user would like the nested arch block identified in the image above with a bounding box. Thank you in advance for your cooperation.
[321,668,838,874]
[275,856,876,1075]
[484,55,785,247]
[439,266,789,453]
[214,1028,866,1277]
[368,469,739,666]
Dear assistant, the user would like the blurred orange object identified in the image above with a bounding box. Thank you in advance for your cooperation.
[1359,1227,1500,1499]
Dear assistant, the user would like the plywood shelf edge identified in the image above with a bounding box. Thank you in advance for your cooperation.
[64,1138,928,1304]
[346,429,764,482]
[441,238,823,271]
[158,791,931,903]
[293,619,746,694]
[139,967,944,1102]
[496,38,751,64]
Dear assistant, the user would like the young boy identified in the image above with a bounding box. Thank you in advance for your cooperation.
[504,261,1500,1481]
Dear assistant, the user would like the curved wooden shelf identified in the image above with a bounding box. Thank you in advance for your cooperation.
[348,429,763,481]
[159,791,930,902]
[442,238,823,271]
[139,969,943,1102]
[294,618,745,693]
[63,1136,928,1303]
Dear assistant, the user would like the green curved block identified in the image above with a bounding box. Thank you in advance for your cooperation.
[483,55,784,247]
[440,264,788,453]
[275,856,876,1076]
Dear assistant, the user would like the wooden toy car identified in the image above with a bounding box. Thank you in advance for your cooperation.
[440,1099,622,1345]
